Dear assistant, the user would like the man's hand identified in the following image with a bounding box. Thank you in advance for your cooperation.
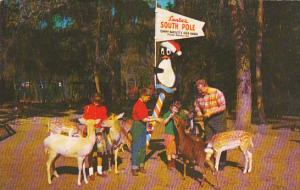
[203,112,212,118]
[194,115,204,122]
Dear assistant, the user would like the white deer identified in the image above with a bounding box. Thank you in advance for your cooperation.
[102,113,132,174]
[47,122,76,137]
[44,119,99,185]
[204,130,254,174]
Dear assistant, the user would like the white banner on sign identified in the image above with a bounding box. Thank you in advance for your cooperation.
[155,7,205,42]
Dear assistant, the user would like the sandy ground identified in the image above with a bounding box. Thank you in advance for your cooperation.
[0,110,300,190]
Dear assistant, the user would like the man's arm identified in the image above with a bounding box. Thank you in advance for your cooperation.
[194,99,203,117]
[215,90,226,113]
[204,90,226,118]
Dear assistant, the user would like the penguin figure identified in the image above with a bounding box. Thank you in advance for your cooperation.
[148,41,182,143]
[155,40,182,92]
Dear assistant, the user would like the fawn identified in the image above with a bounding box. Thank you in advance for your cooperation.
[204,130,254,174]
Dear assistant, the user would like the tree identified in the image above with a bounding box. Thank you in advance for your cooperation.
[0,0,5,74]
[229,0,252,129]
[94,1,101,94]
[255,0,266,123]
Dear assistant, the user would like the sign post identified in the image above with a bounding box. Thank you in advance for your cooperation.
[148,3,205,142]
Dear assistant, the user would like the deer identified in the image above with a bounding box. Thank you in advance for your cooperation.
[44,119,99,185]
[47,121,77,137]
[102,113,132,174]
[172,116,216,186]
[204,130,254,174]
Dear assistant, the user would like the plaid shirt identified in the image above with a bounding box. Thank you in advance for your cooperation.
[194,87,226,116]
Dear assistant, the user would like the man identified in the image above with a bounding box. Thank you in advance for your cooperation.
[131,88,156,176]
[194,79,227,168]
[82,93,108,179]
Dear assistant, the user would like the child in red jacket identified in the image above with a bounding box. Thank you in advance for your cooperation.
[82,93,108,179]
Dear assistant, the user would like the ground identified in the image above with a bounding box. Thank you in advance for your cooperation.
[0,105,300,190]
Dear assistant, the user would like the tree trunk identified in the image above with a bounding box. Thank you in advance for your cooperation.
[0,0,5,78]
[94,4,101,94]
[255,0,266,124]
[94,38,101,94]
[229,0,252,129]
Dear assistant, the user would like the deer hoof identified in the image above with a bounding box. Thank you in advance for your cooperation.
[53,171,59,178]
[200,180,204,187]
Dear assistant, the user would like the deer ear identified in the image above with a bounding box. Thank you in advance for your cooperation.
[117,113,125,120]
[78,117,87,125]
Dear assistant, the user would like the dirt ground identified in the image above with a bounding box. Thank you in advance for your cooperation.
[0,108,300,190]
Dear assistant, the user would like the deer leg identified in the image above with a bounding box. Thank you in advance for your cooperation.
[247,151,253,173]
[205,150,216,174]
[242,150,249,174]
[183,160,187,180]
[108,153,112,172]
[46,151,57,184]
[83,157,88,184]
[120,143,125,153]
[114,148,119,174]
[52,155,60,178]
[108,156,112,172]
[214,151,221,171]
[77,157,84,186]
[200,167,206,187]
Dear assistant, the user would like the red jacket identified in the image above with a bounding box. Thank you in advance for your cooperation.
[132,99,148,121]
[83,103,108,128]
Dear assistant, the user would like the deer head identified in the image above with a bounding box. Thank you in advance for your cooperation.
[173,116,188,130]
[102,113,124,128]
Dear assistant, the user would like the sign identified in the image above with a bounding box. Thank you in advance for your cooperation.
[155,8,205,42]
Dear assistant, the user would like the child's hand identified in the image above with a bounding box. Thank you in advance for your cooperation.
[156,118,164,123]
[148,116,157,122]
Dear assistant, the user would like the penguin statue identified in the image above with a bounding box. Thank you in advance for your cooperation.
[155,40,182,93]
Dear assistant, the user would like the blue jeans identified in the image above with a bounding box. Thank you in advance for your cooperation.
[131,121,147,169]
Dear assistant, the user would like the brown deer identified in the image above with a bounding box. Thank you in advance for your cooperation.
[173,116,216,185]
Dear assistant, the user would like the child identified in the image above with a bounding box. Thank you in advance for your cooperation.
[82,93,108,180]
[162,101,181,170]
